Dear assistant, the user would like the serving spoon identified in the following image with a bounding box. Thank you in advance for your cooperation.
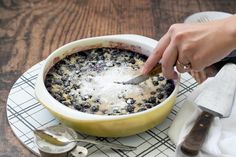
[34,124,136,151]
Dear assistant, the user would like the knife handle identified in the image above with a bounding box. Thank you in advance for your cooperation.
[180,111,214,156]
[149,64,162,76]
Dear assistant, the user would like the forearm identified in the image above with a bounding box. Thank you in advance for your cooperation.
[224,14,236,50]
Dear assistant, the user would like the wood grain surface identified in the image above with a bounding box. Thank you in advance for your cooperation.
[0,0,236,156]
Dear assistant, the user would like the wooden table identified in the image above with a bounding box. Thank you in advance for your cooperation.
[0,0,236,156]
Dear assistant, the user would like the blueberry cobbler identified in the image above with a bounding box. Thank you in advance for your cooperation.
[45,48,175,115]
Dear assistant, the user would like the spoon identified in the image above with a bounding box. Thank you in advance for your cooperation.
[34,124,136,151]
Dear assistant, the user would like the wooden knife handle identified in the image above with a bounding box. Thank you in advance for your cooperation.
[180,111,214,156]
[149,64,162,76]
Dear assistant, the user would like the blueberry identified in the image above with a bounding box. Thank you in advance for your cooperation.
[148,97,156,103]
[138,108,146,112]
[91,105,99,112]
[76,58,84,63]
[45,81,52,88]
[59,60,67,65]
[69,64,76,69]
[81,95,91,101]
[82,102,91,109]
[156,88,164,93]
[71,100,77,105]
[126,98,135,104]
[61,76,68,82]
[54,93,65,102]
[158,76,165,81]
[46,77,53,84]
[142,99,148,103]
[145,103,152,108]
[139,56,146,62]
[128,58,136,64]
[135,53,141,59]
[64,87,71,93]
[165,80,175,95]
[46,87,52,92]
[79,52,87,59]
[126,104,135,113]
[150,91,156,95]
[72,84,80,89]
[116,62,121,66]
[63,101,71,106]
[166,79,174,84]
[47,73,54,78]
[153,101,161,106]
[137,103,142,106]
[57,69,63,75]
[97,55,105,60]
[112,50,119,55]
[113,109,120,114]
[152,80,159,86]
[157,93,164,99]
[74,104,82,111]
[165,85,175,96]
[94,99,100,103]
[127,52,135,58]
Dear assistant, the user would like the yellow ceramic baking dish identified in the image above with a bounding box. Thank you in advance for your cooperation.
[35,34,179,137]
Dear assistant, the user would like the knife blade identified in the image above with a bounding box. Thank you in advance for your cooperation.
[115,63,162,85]
[181,63,236,156]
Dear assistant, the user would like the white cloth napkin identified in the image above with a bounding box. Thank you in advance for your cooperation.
[168,65,236,157]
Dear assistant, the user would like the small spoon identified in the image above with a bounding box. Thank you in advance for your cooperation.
[34,124,136,151]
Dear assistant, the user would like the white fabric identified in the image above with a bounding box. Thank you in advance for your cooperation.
[168,64,236,157]
[194,64,236,117]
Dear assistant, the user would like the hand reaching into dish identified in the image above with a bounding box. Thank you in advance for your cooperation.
[142,15,236,80]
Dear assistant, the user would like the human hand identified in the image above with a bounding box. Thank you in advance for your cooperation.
[191,57,236,83]
[142,15,236,79]
[190,67,218,84]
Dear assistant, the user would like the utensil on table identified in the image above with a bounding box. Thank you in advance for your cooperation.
[115,63,162,85]
[34,124,88,157]
[180,64,236,156]
[34,124,136,151]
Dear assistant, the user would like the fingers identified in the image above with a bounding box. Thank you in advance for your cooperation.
[190,70,207,84]
[204,66,218,77]
[176,59,191,73]
[142,33,170,75]
[161,41,178,79]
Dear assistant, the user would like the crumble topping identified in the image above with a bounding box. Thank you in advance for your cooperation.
[45,48,175,115]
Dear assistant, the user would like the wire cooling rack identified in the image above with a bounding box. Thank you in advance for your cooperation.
[6,61,197,157]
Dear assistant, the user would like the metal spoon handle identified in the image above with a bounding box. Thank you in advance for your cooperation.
[73,139,136,151]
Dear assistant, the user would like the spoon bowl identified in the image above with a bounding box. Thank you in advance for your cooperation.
[34,124,136,151]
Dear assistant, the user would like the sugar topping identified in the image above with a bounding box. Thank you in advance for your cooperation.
[79,66,156,109]
[45,48,175,115]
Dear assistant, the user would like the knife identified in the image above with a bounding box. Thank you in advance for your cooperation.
[115,63,162,85]
[116,52,236,86]
[180,63,236,156]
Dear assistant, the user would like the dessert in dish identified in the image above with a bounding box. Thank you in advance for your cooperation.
[45,48,175,115]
